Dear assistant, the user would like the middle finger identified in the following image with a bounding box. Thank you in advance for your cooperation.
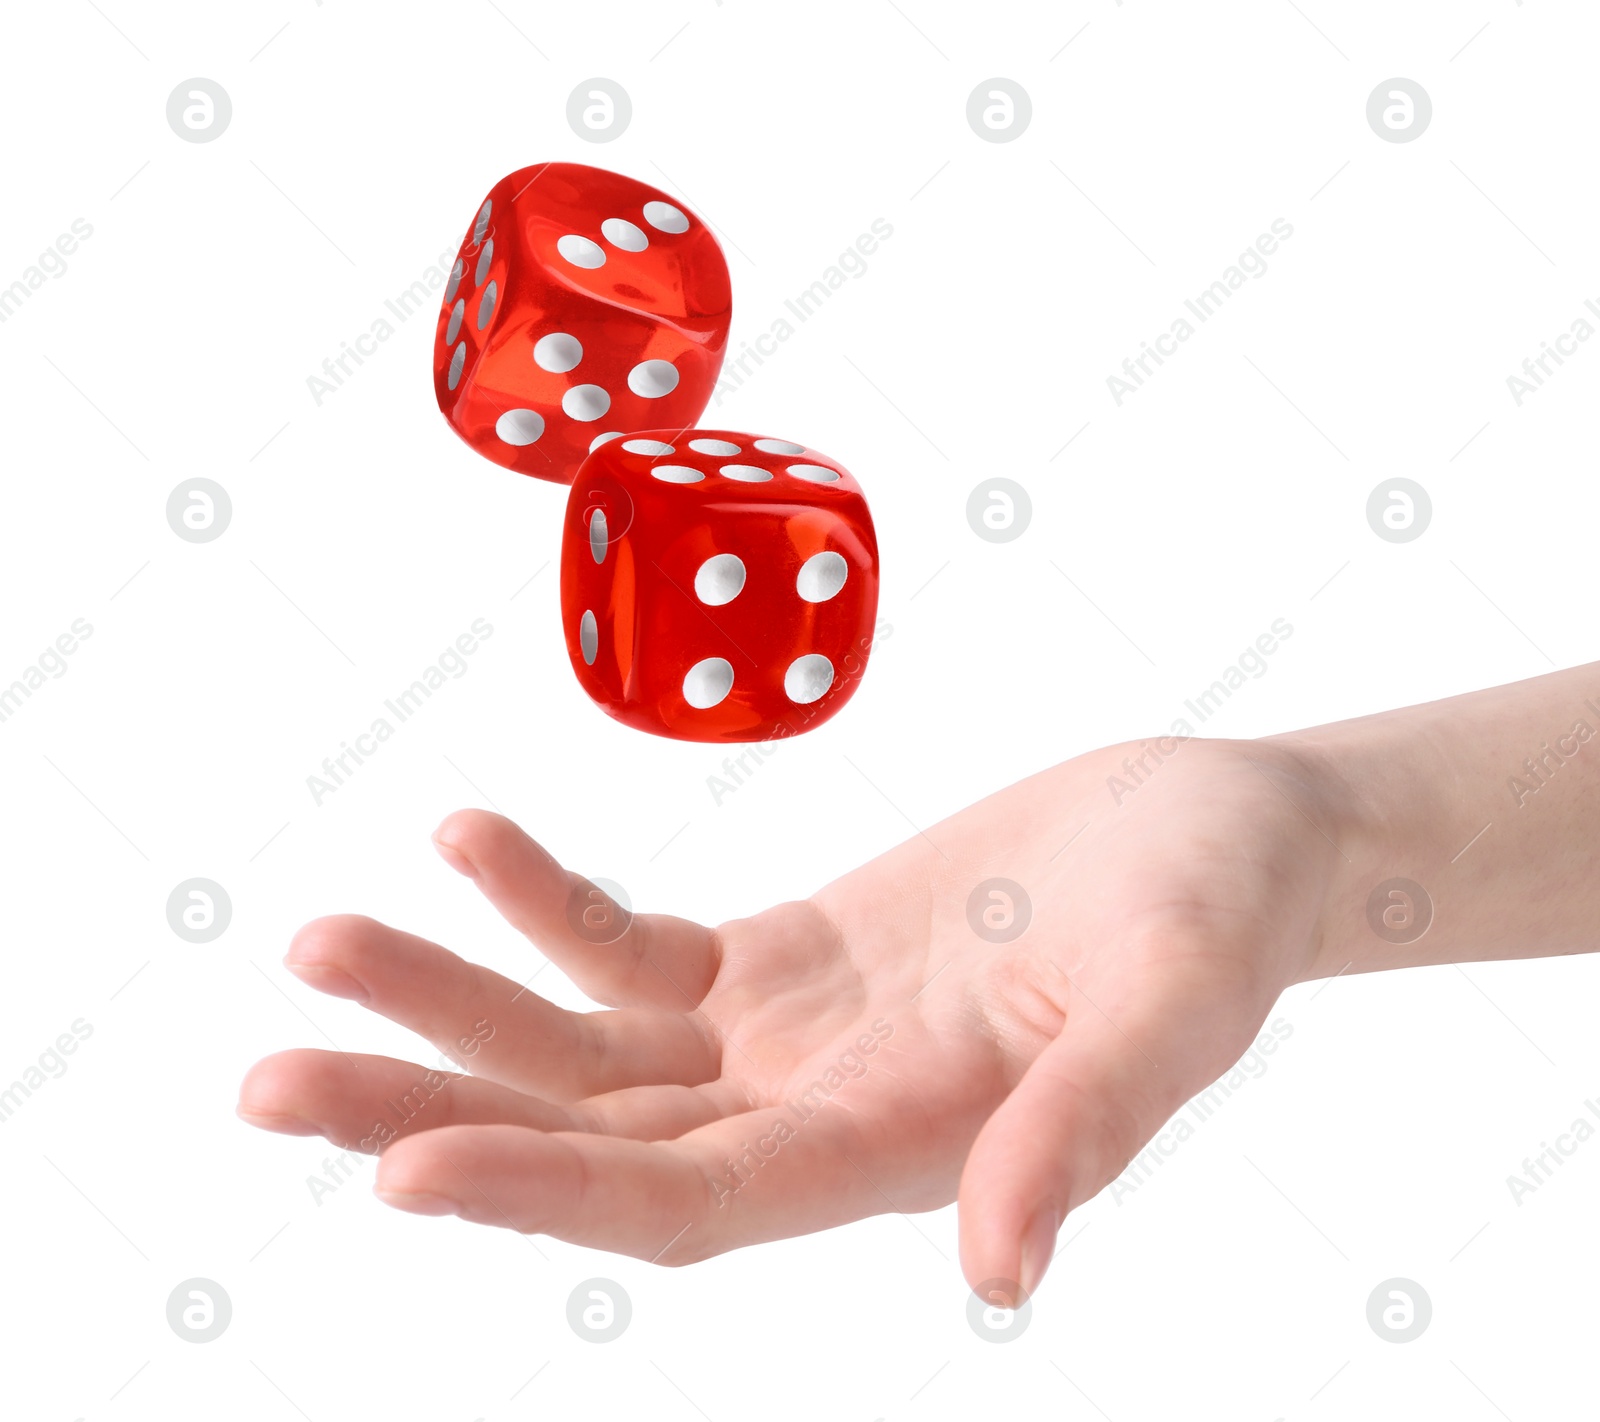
[285,915,721,1101]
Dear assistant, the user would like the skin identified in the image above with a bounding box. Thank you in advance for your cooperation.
[240,662,1600,1301]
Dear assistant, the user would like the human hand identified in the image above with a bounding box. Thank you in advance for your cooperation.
[239,735,1349,1299]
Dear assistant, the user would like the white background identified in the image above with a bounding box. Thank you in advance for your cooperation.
[2,0,1598,1417]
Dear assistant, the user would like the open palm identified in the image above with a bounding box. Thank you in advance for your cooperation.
[239,736,1339,1298]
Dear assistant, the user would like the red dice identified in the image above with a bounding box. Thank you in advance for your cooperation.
[561,431,880,742]
[433,163,731,484]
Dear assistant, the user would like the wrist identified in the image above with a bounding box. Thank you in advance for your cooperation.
[1268,663,1600,983]
[1265,717,1449,984]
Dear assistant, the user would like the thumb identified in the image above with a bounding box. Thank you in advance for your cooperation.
[957,959,1265,1303]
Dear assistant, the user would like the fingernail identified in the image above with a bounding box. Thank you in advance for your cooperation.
[1019,1207,1060,1300]
[236,1106,325,1136]
[433,836,478,880]
[375,1187,462,1217]
[283,961,370,1004]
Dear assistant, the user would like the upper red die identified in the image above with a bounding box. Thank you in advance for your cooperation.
[561,431,880,742]
[433,163,731,484]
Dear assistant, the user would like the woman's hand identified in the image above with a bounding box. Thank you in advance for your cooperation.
[239,734,1348,1299]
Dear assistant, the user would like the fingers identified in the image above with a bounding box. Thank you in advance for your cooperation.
[374,1099,892,1261]
[577,1082,733,1139]
[238,1050,733,1149]
[432,810,720,1011]
[238,1050,575,1148]
[957,955,1265,1303]
[285,914,719,1102]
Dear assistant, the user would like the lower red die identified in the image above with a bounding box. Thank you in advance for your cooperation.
[560,430,880,742]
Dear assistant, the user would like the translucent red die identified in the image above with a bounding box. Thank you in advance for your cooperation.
[561,431,881,742]
[433,162,731,484]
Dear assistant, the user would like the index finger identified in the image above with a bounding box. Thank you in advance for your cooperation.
[432,809,721,1012]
